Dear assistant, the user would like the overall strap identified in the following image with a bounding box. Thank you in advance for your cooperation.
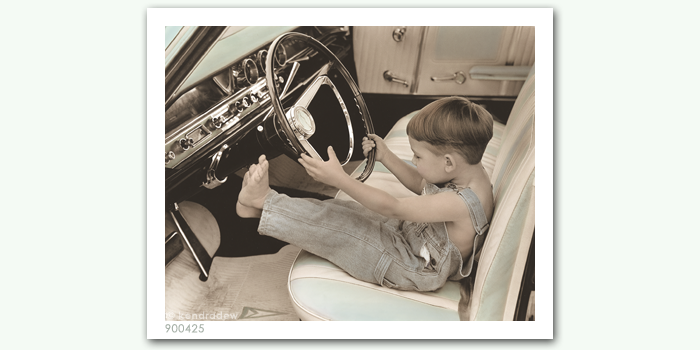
[457,188,490,235]
[456,188,490,278]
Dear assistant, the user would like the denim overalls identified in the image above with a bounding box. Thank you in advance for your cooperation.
[257,183,490,292]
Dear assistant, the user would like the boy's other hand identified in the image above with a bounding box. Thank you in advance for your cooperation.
[299,146,347,188]
[363,134,388,162]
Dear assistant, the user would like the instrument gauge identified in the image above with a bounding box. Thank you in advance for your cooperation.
[242,58,259,85]
[275,45,287,67]
[257,50,268,74]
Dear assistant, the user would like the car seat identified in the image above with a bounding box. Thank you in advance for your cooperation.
[287,66,536,321]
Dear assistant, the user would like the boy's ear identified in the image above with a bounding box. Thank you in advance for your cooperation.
[444,154,456,172]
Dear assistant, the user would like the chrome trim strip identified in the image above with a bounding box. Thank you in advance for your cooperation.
[411,26,428,94]
[165,231,179,244]
[169,209,208,278]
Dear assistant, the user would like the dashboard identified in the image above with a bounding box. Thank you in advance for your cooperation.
[164,26,353,204]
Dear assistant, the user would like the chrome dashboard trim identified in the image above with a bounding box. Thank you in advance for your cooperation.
[166,38,343,169]
[202,144,229,189]
[165,79,269,168]
[212,70,232,95]
[185,125,212,146]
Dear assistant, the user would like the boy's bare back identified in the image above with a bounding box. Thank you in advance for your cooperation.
[441,166,493,260]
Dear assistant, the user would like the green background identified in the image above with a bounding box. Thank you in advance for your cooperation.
[3,0,699,349]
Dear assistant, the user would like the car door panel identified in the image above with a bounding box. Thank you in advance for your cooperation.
[353,26,424,94]
[354,26,534,97]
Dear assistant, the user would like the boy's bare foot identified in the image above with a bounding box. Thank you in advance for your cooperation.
[236,171,262,218]
[236,155,270,218]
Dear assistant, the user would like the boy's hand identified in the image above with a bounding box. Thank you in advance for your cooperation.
[362,134,388,162]
[298,146,348,188]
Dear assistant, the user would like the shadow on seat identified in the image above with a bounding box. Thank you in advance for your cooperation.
[288,67,536,321]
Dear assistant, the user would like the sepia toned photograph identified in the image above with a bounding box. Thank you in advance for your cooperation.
[148,8,552,339]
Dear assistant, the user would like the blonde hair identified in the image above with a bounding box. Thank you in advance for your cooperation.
[407,97,493,164]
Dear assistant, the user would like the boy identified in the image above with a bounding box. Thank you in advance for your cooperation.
[236,96,494,292]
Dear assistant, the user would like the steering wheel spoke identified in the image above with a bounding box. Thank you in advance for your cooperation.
[280,61,300,98]
[291,76,353,166]
[293,75,325,110]
[298,139,323,161]
[317,61,332,77]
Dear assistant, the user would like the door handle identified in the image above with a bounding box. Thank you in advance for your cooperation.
[392,27,407,42]
[431,71,467,84]
[383,70,409,87]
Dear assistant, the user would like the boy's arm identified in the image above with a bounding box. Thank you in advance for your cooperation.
[364,134,423,194]
[335,174,465,222]
[299,147,464,222]
[378,148,424,194]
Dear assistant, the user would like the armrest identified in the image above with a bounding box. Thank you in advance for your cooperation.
[469,66,532,81]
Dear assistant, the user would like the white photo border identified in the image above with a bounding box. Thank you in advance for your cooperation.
[147,7,553,339]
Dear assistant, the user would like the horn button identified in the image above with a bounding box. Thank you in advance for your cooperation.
[287,106,316,140]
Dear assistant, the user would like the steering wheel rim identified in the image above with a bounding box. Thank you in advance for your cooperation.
[265,32,375,182]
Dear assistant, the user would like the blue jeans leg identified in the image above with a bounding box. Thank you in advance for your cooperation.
[257,190,430,288]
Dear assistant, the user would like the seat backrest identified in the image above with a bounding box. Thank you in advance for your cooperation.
[464,66,535,321]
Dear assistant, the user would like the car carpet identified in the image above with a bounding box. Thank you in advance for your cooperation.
[166,244,302,322]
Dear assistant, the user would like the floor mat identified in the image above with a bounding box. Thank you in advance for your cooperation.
[165,244,302,321]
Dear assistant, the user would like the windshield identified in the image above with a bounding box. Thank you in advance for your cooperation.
[165,26,182,49]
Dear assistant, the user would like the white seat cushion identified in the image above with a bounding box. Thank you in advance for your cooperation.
[289,250,461,321]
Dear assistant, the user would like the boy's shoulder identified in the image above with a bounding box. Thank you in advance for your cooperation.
[466,174,494,220]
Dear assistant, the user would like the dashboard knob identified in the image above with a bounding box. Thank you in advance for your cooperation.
[211,115,223,128]
[250,93,258,103]
[241,97,250,108]
[179,137,194,150]
[231,101,242,114]
[165,151,175,164]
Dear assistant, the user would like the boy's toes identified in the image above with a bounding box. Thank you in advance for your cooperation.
[242,171,250,186]
[252,170,262,182]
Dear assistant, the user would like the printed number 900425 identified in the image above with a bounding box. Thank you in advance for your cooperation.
[165,324,204,333]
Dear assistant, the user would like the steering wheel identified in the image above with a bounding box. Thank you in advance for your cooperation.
[265,32,375,182]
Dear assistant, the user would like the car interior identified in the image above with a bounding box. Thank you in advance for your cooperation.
[164,26,535,321]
